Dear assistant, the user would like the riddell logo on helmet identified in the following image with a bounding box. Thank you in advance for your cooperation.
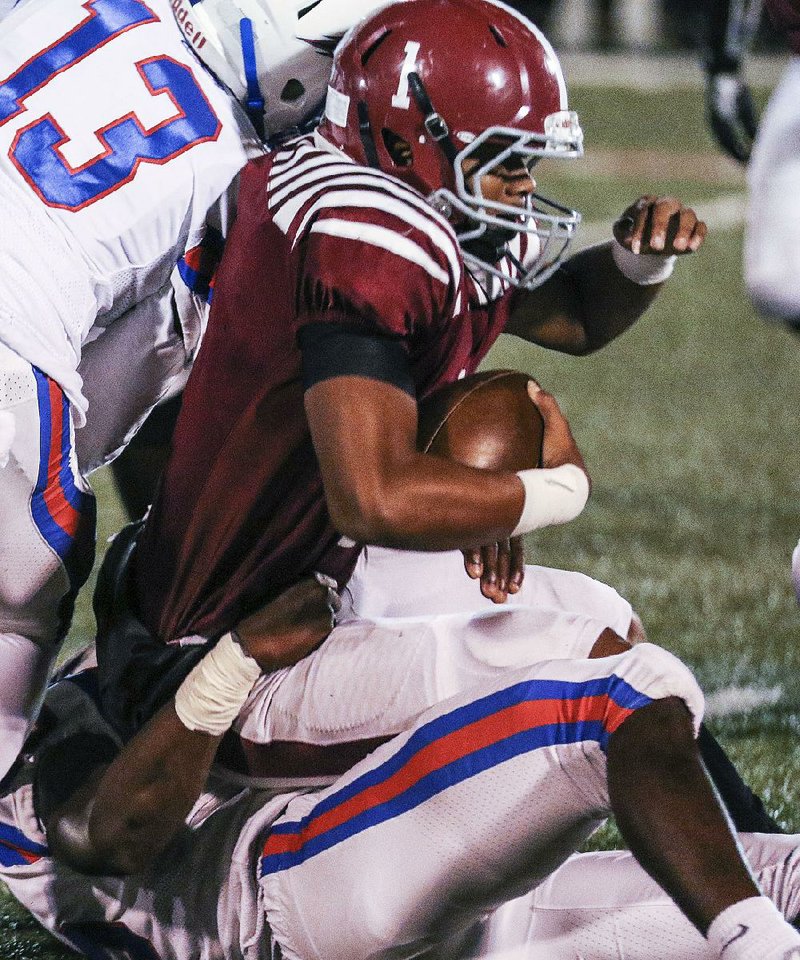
[171,0,207,51]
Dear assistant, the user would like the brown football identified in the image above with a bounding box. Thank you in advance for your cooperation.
[417,369,543,471]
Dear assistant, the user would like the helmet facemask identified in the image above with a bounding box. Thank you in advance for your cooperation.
[428,117,584,290]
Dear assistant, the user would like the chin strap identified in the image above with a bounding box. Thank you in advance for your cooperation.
[357,71,457,173]
[407,71,458,165]
[357,101,381,168]
[461,227,515,267]
[239,17,266,140]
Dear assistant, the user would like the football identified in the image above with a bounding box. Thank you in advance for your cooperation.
[417,369,544,471]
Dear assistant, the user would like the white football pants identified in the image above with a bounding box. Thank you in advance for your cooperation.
[0,287,187,779]
[461,832,800,960]
[0,342,95,778]
[233,553,633,787]
[258,643,705,960]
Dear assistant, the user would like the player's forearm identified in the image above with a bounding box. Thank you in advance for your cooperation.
[507,242,661,354]
[565,242,665,350]
[76,633,266,873]
[328,453,527,549]
[48,704,220,876]
[48,586,335,876]
[308,375,588,549]
[89,706,219,874]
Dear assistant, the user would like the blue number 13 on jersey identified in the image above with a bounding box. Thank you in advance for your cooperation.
[0,0,221,210]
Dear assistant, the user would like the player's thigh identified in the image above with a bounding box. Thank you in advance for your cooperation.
[342,546,632,641]
[237,600,627,757]
[258,645,703,960]
[0,344,95,643]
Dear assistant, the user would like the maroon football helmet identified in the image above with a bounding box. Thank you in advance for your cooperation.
[317,0,584,288]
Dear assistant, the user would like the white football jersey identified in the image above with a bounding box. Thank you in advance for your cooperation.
[0,0,262,419]
[0,673,292,960]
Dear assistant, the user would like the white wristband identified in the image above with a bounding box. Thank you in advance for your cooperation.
[611,238,676,285]
[174,631,262,736]
[511,464,590,537]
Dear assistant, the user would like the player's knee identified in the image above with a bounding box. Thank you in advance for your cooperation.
[0,566,68,645]
[612,642,705,736]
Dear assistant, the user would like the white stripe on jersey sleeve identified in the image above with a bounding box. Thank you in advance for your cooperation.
[290,188,461,287]
[276,167,458,263]
[269,160,364,209]
[309,220,451,286]
[269,147,347,193]
[269,138,320,175]
[267,141,463,290]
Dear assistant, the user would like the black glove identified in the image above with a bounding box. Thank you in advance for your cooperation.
[705,69,758,163]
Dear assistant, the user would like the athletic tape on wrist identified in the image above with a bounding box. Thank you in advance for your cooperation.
[511,463,590,537]
[706,895,800,959]
[612,237,676,286]
[174,631,262,736]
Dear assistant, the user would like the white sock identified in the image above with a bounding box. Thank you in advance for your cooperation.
[706,896,800,960]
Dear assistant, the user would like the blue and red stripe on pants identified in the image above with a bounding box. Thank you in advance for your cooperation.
[0,821,47,868]
[30,368,96,634]
[259,673,652,877]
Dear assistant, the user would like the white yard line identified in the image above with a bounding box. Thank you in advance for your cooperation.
[705,683,784,718]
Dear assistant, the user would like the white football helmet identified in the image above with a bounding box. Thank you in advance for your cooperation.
[171,0,393,138]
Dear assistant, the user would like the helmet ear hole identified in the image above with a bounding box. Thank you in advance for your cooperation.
[381,129,413,167]
[281,79,306,102]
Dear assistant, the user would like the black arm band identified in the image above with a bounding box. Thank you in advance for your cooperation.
[298,322,416,397]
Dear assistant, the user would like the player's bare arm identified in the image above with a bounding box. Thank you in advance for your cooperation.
[505,196,707,352]
[42,576,338,876]
[461,382,589,601]
[304,375,587,558]
[305,376,524,550]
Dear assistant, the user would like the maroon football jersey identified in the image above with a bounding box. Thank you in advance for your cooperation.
[765,0,800,52]
[135,135,523,641]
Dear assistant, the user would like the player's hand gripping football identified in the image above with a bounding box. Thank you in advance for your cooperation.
[463,382,589,604]
[613,196,707,256]
[528,381,590,483]
[235,574,340,672]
